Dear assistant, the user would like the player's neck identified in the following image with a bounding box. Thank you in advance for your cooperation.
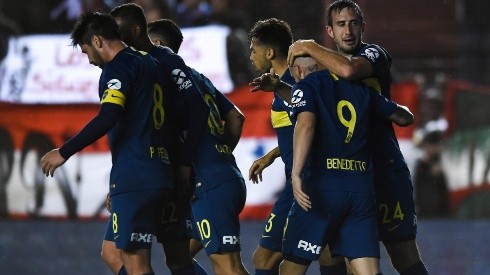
[104,40,126,62]
[272,59,289,77]
[135,37,154,53]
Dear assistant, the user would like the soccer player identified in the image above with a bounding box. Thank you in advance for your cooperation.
[248,18,350,275]
[280,55,413,275]
[110,4,249,275]
[287,1,429,274]
[247,18,301,275]
[40,12,176,275]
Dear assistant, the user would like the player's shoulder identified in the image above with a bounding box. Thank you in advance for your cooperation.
[356,43,391,65]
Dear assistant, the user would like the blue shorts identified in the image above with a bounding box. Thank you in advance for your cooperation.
[191,178,246,256]
[374,164,417,243]
[259,177,293,252]
[104,188,170,250]
[155,188,193,243]
[282,191,380,263]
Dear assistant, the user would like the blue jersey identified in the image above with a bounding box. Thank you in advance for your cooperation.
[356,43,407,169]
[187,69,243,195]
[271,69,295,178]
[291,70,397,193]
[149,45,208,166]
[101,47,174,194]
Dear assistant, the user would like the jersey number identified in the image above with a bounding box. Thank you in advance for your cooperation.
[204,93,224,136]
[197,219,211,239]
[379,201,405,224]
[161,202,178,225]
[265,213,276,232]
[337,100,357,143]
[112,213,118,233]
[153,84,165,130]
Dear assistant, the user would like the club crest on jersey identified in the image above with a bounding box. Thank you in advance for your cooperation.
[107,79,121,90]
[361,48,379,62]
[171,69,193,91]
[291,89,306,107]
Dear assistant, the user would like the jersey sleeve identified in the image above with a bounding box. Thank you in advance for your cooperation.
[98,61,135,109]
[371,89,398,119]
[59,103,122,159]
[291,81,317,120]
[355,44,391,80]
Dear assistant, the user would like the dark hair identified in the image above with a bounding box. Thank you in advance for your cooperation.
[109,3,148,34]
[248,18,293,59]
[326,0,364,27]
[148,19,183,53]
[71,12,121,47]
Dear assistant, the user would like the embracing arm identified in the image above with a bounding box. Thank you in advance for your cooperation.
[288,40,372,80]
[389,104,414,127]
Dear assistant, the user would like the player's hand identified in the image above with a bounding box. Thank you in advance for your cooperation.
[40,149,66,177]
[287,39,315,66]
[249,68,280,92]
[248,154,275,184]
[105,193,111,212]
[291,174,311,211]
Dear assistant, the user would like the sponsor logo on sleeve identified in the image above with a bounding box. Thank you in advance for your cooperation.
[361,47,380,62]
[171,69,193,91]
[291,89,306,107]
[107,79,121,90]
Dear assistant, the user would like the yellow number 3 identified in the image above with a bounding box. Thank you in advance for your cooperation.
[337,100,356,143]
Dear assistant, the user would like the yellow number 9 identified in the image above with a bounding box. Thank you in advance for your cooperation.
[337,100,356,143]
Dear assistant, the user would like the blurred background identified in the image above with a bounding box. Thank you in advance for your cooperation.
[0,0,489,274]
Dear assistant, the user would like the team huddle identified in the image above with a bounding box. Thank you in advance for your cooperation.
[40,1,430,275]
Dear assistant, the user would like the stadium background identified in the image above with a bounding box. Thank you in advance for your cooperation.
[0,0,489,274]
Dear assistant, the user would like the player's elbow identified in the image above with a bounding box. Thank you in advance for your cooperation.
[336,64,358,80]
[391,105,414,127]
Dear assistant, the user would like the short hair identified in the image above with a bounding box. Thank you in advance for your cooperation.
[326,0,364,27]
[248,18,293,59]
[109,3,148,33]
[148,19,183,53]
[71,11,121,47]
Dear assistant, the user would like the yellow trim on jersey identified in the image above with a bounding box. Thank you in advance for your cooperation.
[329,71,339,80]
[362,78,381,93]
[101,89,126,107]
[271,110,292,128]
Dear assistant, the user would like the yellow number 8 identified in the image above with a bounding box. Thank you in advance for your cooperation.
[153,84,165,130]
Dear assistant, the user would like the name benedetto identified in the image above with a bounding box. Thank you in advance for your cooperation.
[326,158,367,171]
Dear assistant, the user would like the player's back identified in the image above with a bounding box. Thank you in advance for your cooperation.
[291,70,397,193]
[186,68,243,195]
[101,47,174,194]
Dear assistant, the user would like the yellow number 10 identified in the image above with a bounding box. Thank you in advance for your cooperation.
[337,100,356,143]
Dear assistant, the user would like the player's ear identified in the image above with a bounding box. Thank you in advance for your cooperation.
[133,25,142,38]
[91,35,102,49]
[266,48,274,60]
[326,26,334,39]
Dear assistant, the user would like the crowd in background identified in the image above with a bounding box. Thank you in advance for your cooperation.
[0,0,451,218]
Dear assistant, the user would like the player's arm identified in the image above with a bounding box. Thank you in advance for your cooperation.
[250,68,293,104]
[41,103,123,177]
[291,111,314,211]
[223,106,245,151]
[214,88,245,151]
[372,92,414,127]
[249,146,281,183]
[288,39,372,80]
[388,104,414,127]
